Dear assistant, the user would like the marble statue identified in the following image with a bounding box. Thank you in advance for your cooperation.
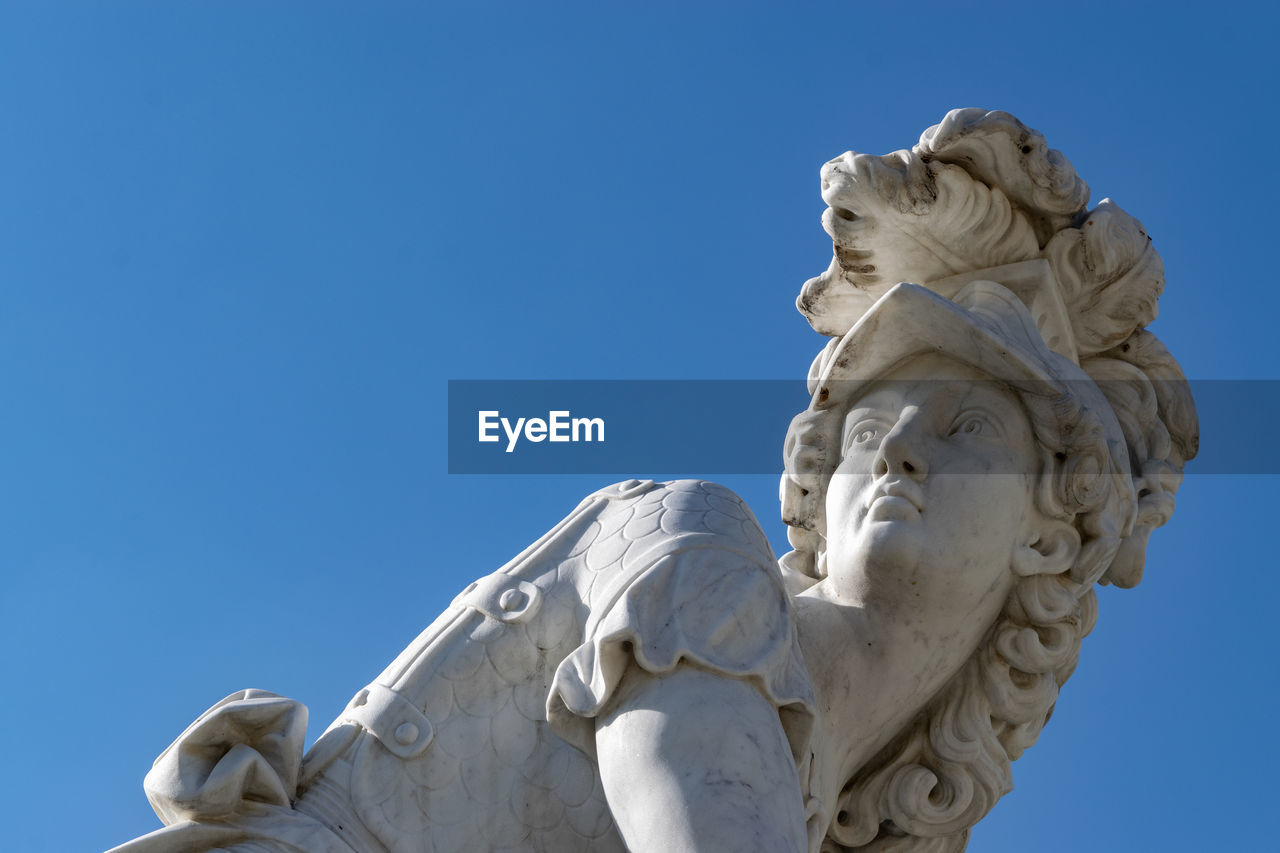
[111,109,1198,853]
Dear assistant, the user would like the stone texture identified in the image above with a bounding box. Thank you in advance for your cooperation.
[111,108,1198,853]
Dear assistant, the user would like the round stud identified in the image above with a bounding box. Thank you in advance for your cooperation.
[394,722,419,746]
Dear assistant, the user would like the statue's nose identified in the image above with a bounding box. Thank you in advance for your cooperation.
[873,413,929,481]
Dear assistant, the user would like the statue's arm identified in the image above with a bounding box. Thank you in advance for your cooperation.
[595,664,808,853]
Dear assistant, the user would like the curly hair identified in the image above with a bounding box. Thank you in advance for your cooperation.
[785,109,1198,850]
[779,340,1194,851]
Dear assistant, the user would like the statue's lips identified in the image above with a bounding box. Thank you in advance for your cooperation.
[866,495,920,522]
[865,480,925,520]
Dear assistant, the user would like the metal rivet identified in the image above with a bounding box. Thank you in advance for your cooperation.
[499,589,526,612]
[394,722,418,745]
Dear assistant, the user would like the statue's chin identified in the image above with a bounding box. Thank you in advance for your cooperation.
[826,520,923,603]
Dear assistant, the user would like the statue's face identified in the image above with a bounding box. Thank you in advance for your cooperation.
[822,354,1042,626]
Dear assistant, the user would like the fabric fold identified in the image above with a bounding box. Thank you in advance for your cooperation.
[144,688,308,824]
[548,543,815,762]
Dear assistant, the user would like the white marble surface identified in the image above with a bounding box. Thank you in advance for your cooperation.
[113,109,1197,853]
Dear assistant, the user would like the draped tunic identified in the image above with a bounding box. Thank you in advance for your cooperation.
[115,480,818,853]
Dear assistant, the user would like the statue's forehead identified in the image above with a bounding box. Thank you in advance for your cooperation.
[839,359,1036,443]
[841,354,1023,406]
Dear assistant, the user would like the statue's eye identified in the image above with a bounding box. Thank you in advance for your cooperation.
[843,413,893,456]
[844,419,886,452]
[950,414,989,437]
[854,427,880,444]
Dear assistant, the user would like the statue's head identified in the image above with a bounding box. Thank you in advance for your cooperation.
[801,282,1128,640]
[780,110,1198,852]
[821,350,1058,635]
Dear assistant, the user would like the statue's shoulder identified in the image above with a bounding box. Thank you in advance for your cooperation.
[577,478,776,569]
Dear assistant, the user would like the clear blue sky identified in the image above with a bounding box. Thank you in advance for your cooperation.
[1,2,1274,850]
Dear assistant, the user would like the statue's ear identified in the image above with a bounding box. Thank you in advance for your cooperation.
[1013,518,1081,577]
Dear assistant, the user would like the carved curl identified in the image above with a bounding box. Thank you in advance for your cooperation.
[797,153,1040,337]
[781,324,1195,851]
[800,108,1169,359]
[782,381,1122,851]
[786,109,1198,849]
[915,108,1089,247]
[1045,200,1165,357]
[1084,331,1199,587]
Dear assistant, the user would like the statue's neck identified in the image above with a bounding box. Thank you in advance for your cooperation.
[791,578,983,809]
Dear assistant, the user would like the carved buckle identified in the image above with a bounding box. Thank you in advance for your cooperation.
[342,683,434,759]
[589,478,656,501]
[451,574,542,624]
